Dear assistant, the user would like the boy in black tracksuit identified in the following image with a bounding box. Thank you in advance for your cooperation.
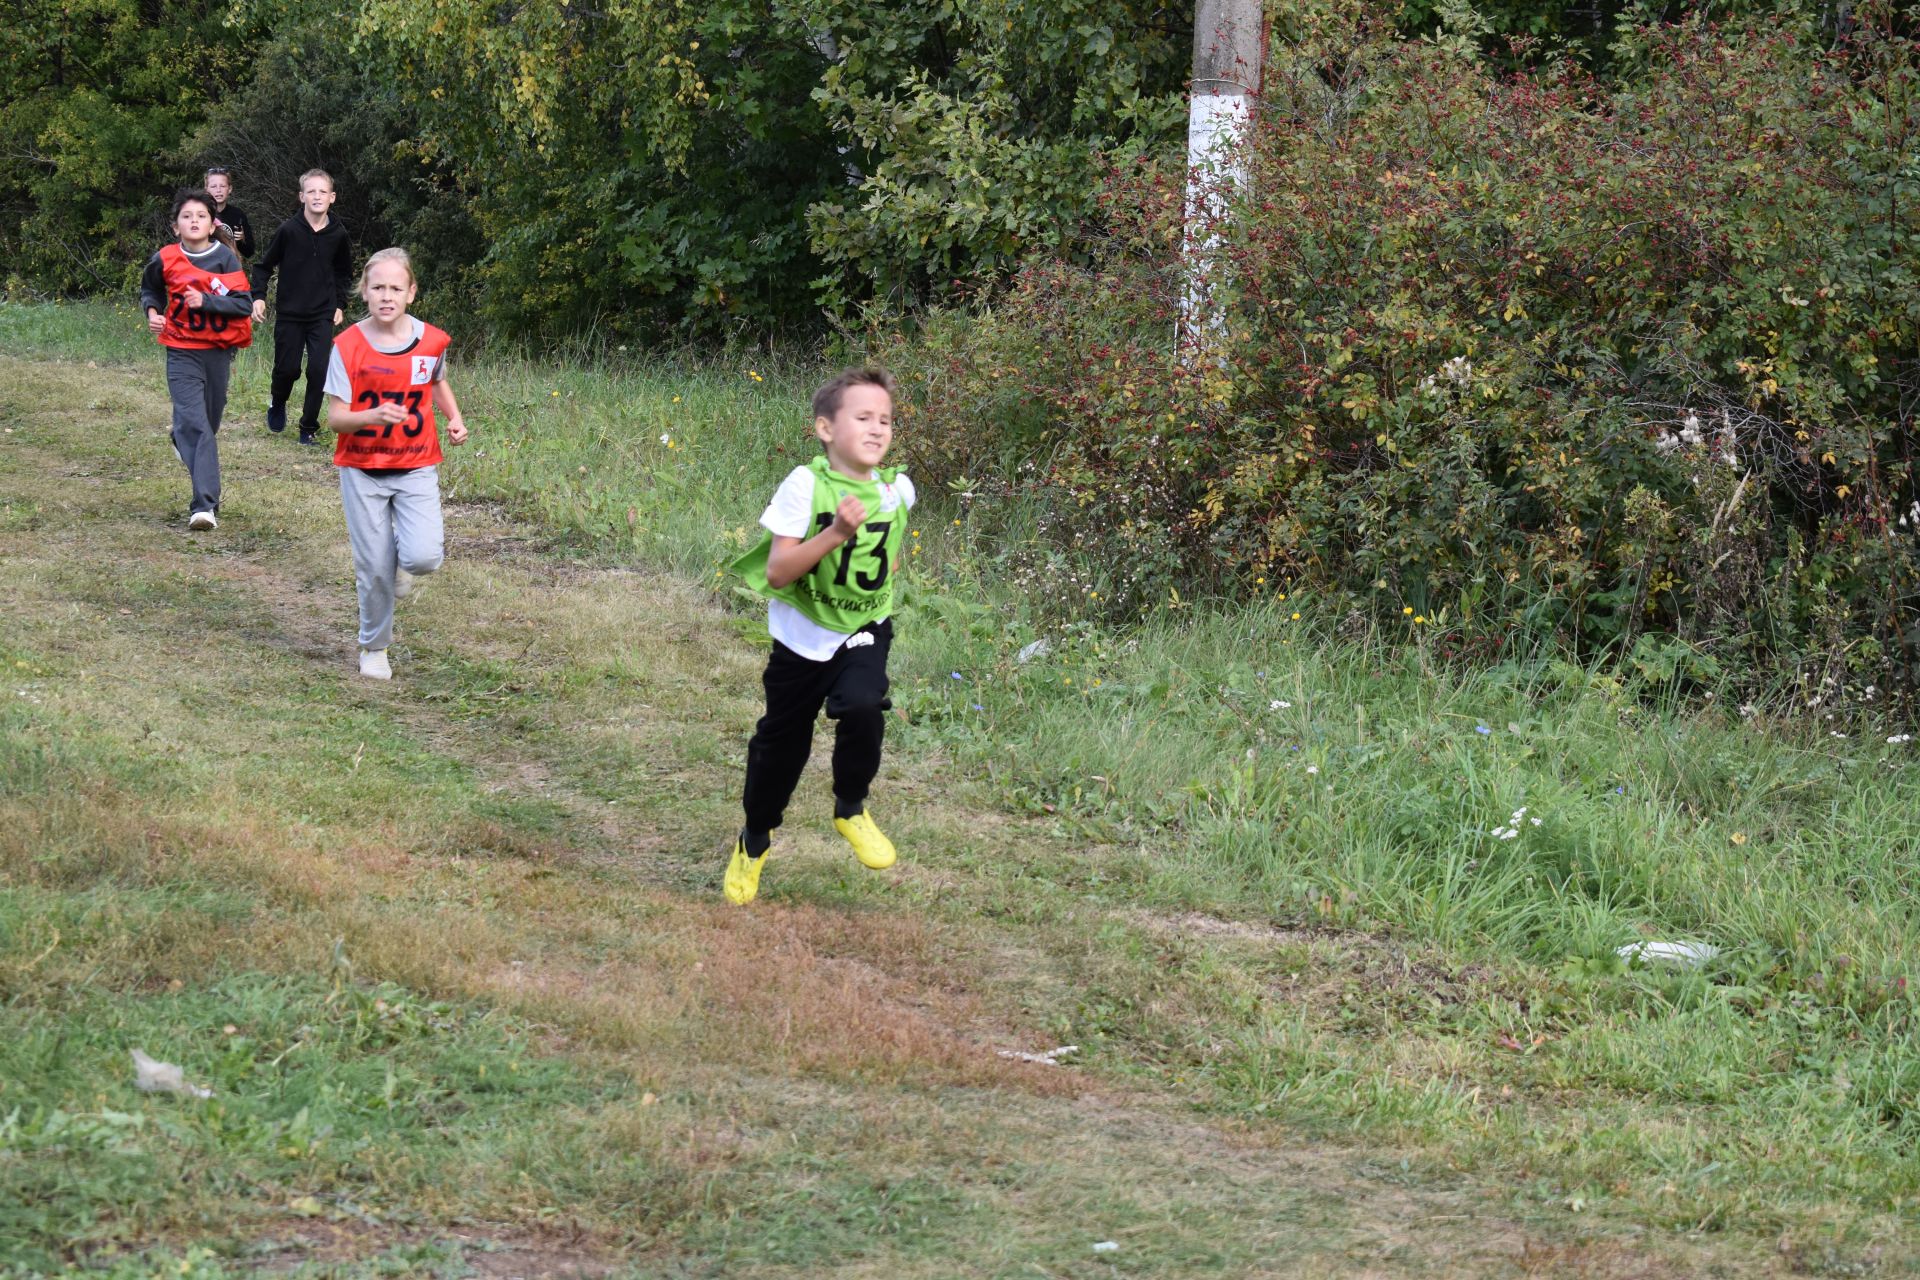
[250,169,351,445]
[203,168,254,261]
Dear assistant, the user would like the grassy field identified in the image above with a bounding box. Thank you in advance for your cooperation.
[2,300,1916,1277]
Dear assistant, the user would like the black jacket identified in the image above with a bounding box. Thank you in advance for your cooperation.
[251,214,352,321]
[213,203,256,260]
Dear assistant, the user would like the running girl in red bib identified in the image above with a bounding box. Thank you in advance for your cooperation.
[323,247,469,680]
[138,188,253,529]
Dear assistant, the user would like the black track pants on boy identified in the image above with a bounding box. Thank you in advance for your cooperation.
[271,315,333,432]
[741,618,892,834]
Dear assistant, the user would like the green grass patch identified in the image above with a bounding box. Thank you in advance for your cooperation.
[0,305,1906,1273]
[0,885,649,1272]
[0,299,156,366]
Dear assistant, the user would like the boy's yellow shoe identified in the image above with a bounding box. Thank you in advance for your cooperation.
[723,839,765,905]
[833,809,896,870]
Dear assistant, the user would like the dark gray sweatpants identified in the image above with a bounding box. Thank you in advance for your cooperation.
[166,347,234,516]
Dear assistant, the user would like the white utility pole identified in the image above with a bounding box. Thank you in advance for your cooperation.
[1182,0,1264,350]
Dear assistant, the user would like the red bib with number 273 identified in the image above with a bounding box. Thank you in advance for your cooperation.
[331,321,450,471]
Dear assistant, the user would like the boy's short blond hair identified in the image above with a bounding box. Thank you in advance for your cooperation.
[297,168,335,191]
[812,366,896,421]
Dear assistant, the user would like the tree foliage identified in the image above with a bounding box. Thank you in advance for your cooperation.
[0,0,1859,334]
[183,10,482,307]
[1395,0,1867,67]
[351,0,1191,333]
[0,0,267,293]
[885,4,1920,691]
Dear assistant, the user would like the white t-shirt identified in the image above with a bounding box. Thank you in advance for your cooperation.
[760,465,916,661]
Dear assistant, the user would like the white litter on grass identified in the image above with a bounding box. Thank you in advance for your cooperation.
[1616,941,1720,969]
[1093,1241,1120,1253]
[1016,639,1051,663]
[130,1049,213,1098]
[998,1044,1079,1066]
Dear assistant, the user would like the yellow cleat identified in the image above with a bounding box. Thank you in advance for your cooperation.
[723,838,765,905]
[833,809,896,870]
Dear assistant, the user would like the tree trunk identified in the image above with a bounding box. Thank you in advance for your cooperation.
[1182,0,1264,351]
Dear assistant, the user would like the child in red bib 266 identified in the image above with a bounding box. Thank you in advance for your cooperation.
[138,188,254,530]
[322,248,469,681]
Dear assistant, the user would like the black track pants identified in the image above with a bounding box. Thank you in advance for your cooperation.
[270,314,333,432]
[741,619,892,833]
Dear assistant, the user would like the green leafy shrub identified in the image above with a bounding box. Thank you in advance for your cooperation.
[0,1,268,296]
[180,13,485,310]
[350,0,1189,335]
[884,7,1920,691]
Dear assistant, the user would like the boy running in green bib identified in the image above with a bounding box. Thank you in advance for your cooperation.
[725,367,915,905]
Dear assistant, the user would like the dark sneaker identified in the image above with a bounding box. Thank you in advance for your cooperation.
[267,403,286,433]
[297,430,320,447]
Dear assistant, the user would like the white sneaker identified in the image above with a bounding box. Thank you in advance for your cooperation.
[188,510,217,531]
[394,568,417,599]
[358,648,392,680]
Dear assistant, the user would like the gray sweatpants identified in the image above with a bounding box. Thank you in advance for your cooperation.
[166,347,234,515]
[339,465,445,650]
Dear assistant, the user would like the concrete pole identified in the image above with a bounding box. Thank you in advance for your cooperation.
[1182,0,1264,351]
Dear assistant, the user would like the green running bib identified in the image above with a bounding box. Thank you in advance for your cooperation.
[733,456,904,634]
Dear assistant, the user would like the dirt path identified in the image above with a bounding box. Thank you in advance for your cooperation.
[0,353,1782,1278]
